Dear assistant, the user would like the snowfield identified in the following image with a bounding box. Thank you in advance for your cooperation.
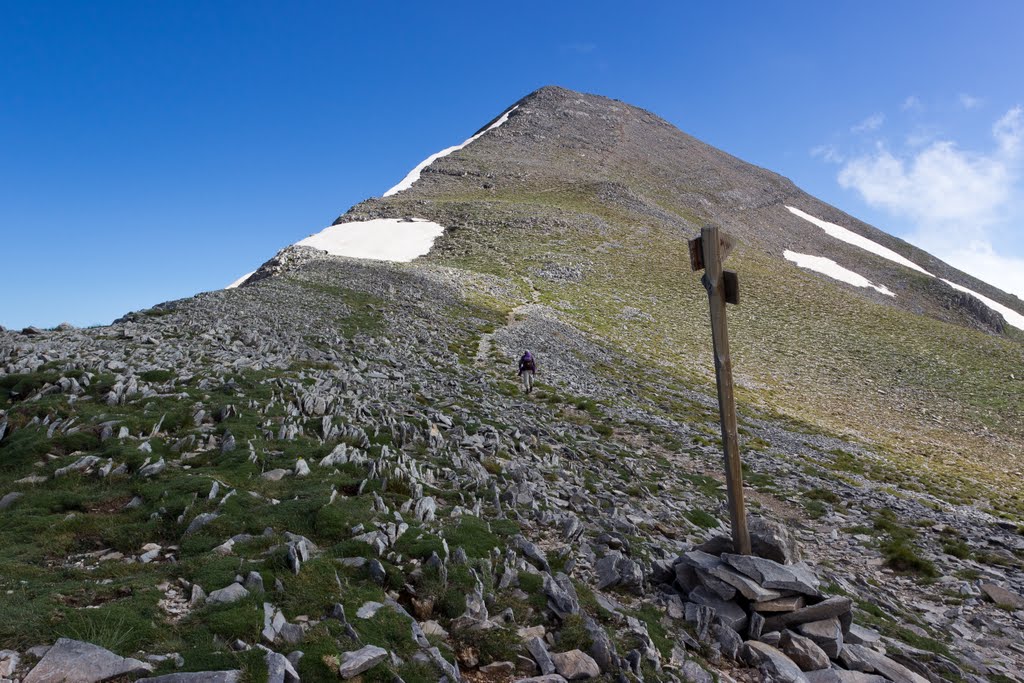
[784,250,895,297]
[785,206,932,276]
[226,271,256,290]
[941,279,1024,331]
[295,217,446,262]
[383,106,518,197]
[786,206,1024,331]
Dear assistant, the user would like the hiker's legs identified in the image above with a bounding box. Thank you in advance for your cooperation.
[522,371,534,393]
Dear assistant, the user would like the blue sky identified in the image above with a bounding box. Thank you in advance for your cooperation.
[3,1,1023,329]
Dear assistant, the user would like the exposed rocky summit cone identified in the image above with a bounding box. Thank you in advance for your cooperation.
[1,86,1023,682]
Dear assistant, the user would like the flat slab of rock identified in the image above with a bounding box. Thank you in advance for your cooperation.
[762,596,852,632]
[721,554,821,596]
[980,583,1024,609]
[754,595,806,612]
[24,638,154,683]
[707,562,784,602]
[780,630,830,672]
[845,624,881,646]
[796,617,843,659]
[0,492,23,510]
[146,672,242,683]
[742,640,809,683]
[261,468,290,481]
[687,586,748,632]
[840,644,930,683]
[805,670,889,683]
[550,650,600,680]
[339,644,388,678]
[356,600,384,619]
[207,582,249,605]
[526,636,556,675]
[515,676,569,683]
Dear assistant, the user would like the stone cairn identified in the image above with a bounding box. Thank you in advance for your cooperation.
[666,525,930,683]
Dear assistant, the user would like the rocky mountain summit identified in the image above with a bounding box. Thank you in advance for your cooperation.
[2,87,1023,682]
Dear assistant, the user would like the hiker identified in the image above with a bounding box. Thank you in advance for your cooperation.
[518,350,537,394]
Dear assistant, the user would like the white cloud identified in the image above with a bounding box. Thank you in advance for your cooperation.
[835,106,1024,300]
[959,93,983,110]
[810,144,844,164]
[838,107,1021,229]
[994,106,1023,156]
[901,95,923,112]
[852,113,885,133]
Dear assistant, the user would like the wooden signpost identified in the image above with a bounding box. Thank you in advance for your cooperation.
[689,224,751,555]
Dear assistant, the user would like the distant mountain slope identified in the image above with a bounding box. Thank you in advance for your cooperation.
[297,85,1023,501]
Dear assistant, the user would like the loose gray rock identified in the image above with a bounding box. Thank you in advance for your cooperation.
[780,630,831,671]
[687,586,748,632]
[721,554,821,596]
[763,597,852,633]
[185,512,220,536]
[54,455,101,478]
[839,645,930,683]
[243,571,264,593]
[550,650,600,680]
[23,638,154,683]
[845,624,881,646]
[742,640,809,683]
[339,644,389,678]
[748,514,802,563]
[543,572,579,618]
[480,661,515,676]
[261,468,289,482]
[265,651,299,683]
[206,582,249,605]
[516,536,551,572]
[805,671,889,683]
[796,618,843,659]
[0,651,20,678]
[356,601,384,619]
[138,458,167,478]
[680,660,714,683]
[980,583,1024,609]
[713,623,742,661]
[145,672,242,683]
[526,636,556,675]
[0,492,23,510]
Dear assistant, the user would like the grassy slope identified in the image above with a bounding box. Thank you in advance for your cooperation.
[410,185,1024,516]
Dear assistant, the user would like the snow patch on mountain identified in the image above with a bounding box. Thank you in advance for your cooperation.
[226,271,256,290]
[785,206,932,276]
[785,206,1024,330]
[784,250,896,297]
[383,106,518,197]
[941,279,1024,331]
[296,218,445,262]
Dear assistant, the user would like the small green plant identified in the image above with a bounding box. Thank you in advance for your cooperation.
[450,622,521,665]
[557,614,594,651]
[685,509,718,529]
[872,510,938,578]
[140,369,175,383]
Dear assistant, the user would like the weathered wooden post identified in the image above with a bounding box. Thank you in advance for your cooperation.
[689,224,751,555]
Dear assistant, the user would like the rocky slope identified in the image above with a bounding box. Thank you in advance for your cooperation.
[1,87,1023,683]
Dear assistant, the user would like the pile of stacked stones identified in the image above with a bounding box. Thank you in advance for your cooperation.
[666,534,930,683]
